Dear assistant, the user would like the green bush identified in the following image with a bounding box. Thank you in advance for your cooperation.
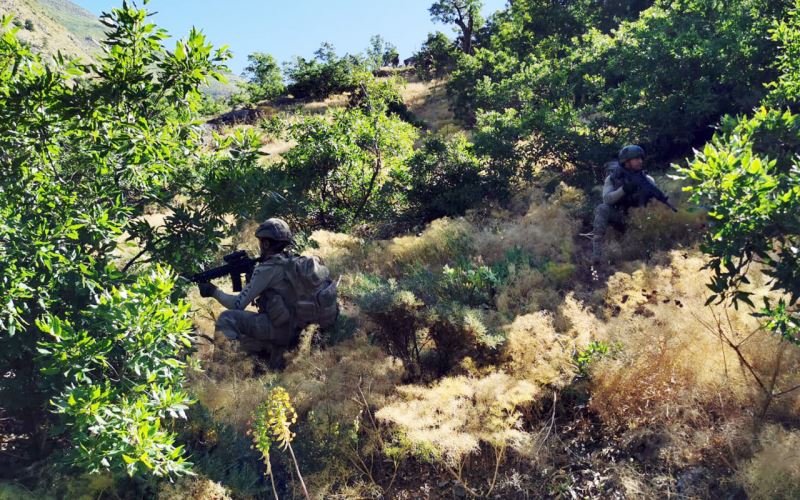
[407,133,490,221]
[449,0,788,175]
[677,107,800,342]
[37,269,194,476]
[242,52,285,102]
[0,5,230,476]
[284,43,360,100]
[263,74,417,231]
[365,34,399,70]
[413,31,460,80]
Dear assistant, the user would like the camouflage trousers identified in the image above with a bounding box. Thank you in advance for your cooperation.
[592,203,627,262]
[216,310,296,366]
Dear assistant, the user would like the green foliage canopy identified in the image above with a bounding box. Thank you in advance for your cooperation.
[0,2,235,475]
[284,42,361,100]
[448,0,787,177]
[239,51,285,103]
[677,1,800,344]
[413,31,460,81]
[264,75,417,231]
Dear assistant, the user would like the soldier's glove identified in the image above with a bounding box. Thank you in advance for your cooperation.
[622,180,639,195]
[198,282,217,298]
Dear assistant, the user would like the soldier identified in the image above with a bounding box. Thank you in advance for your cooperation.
[591,145,666,266]
[198,218,337,368]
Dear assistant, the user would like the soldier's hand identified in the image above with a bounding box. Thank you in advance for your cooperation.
[622,180,638,194]
[198,282,217,298]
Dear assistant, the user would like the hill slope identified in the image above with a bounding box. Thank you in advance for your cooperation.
[0,0,103,62]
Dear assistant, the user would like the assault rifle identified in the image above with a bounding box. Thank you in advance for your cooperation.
[190,250,261,291]
[621,169,678,212]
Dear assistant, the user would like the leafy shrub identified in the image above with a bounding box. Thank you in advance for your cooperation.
[573,340,619,378]
[284,43,360,100]
[346,266,503,375]
[450,0,788,175]
[347,275,426,370]
[406,132,489,221]
[0,6,230,476]
[364,34,398,70]
[677,108,800,318]
[413,31,461,80]
[197,93,227,116]
[264,75,417,231]
[239,51,285,103]
[37,269,194,476]
[765,0,800,107]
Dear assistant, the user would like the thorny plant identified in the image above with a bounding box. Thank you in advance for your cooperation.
[692,305,800,423]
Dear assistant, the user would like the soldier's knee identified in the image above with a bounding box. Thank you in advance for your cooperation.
[216,310,243,340]
[215,310,236,328]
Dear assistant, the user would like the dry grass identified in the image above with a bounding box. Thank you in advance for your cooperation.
[376,372,539,467]
[364,217,474,277]
[502,308,589,388]
[473,191,579,266]
[308,230,368,275]
[587,251,800,469]
[158,477,232,500]
[280,331,405,417]
[400,77,459,134]
[300,92,350,115]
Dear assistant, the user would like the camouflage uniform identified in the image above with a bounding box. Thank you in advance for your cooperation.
[592,163,657,262]
[212,252,299,363]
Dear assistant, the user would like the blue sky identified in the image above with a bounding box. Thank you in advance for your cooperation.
[75,0,508,74]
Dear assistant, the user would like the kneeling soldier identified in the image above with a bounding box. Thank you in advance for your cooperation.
[198,218,338,368]
[591,145,670,265]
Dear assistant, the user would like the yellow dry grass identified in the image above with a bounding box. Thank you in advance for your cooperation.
[376,372,539,466]
[587,251,800,467]
[401,77,459,134]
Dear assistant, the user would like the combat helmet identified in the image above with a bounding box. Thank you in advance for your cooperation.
[255,218,293,242]
[618,145,645,164]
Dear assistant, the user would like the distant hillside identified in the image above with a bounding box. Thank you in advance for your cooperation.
[37,0,105,41]
[2,0,242,96]
[0,0,103,62]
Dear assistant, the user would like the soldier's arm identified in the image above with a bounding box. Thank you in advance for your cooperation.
[602,175,626,205]
[212,263,279,310]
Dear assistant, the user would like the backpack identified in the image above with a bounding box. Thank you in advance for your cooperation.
[283,255,339,328]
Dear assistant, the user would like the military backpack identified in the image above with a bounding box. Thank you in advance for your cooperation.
[283,255,339,328]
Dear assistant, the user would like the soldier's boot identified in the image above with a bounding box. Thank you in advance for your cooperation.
[268,346,287,370]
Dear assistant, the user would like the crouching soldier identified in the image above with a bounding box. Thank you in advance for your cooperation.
[591,145,675,266]
[197,218,338,368]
